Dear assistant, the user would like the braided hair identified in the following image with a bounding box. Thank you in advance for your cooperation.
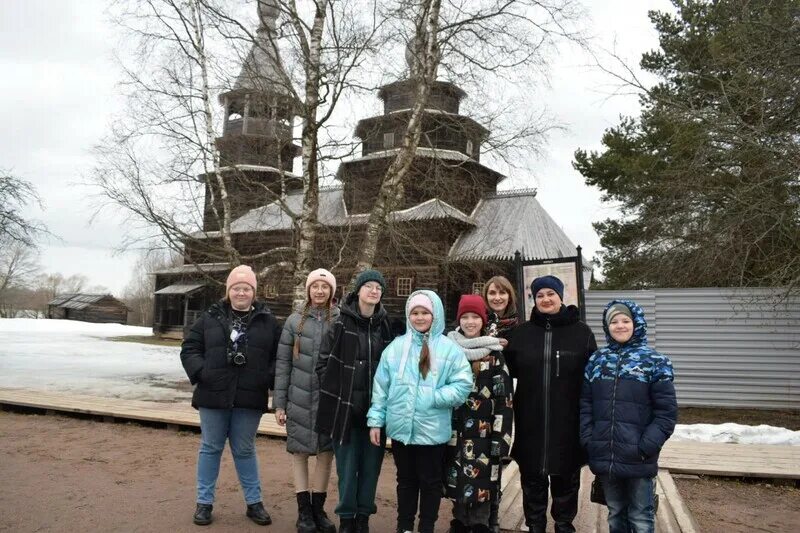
[293,291,334,358]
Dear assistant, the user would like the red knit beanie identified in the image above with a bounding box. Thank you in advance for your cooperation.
[457,294,487,326]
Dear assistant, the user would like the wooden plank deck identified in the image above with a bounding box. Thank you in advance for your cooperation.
[0,388,287,438]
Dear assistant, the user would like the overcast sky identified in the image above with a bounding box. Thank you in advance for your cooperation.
[1,0,672,296]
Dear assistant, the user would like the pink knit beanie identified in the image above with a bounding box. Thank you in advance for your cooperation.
[305,268,336,296]
[226,265,257,293]
[407,293,433,316]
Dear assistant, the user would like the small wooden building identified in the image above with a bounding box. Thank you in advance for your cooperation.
[47,294,129,324]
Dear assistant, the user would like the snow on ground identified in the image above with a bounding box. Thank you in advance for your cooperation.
[1,319,799,446]
[673,423,800,446]
[0,318,189,402]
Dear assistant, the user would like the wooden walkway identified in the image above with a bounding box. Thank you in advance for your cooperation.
[1,387,797,532]
[496,465,700,533]
[0,388,286,437]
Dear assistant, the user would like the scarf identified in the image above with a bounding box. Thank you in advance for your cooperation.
[447,329,503,361]
[487,311,518,337]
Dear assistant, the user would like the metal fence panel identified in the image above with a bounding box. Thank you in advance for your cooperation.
[585,288,800,409]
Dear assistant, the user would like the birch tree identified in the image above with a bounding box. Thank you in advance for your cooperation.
[95,0,380,304]
[354,0,585,274]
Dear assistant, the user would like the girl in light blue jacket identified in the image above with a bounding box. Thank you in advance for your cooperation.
[368,290,472,533]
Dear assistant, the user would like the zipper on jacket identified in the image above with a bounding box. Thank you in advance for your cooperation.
[541,320,552,476]
[608,353,623,475]
[556,350,560,378]
[367,319,373,403]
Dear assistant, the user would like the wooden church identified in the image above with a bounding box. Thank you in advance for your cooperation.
[152,1,582,337]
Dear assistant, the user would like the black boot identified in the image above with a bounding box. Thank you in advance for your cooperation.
[311,492,337,533]
[550,470,580,533]
[296,492,317,533]
[448,519,470,533]
[520,473,549,533]
[246,501,272,526]
[193,503,213,526]
[339,517,356,533]
[354,514,369,533]
[488,489,501,533]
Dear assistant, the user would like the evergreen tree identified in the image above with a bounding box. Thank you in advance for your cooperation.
[574,0,800,289]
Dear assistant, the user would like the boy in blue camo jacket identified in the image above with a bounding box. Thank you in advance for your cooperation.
[580,300,677,533]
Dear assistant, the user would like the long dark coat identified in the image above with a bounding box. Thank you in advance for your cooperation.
[314,292,393,444]
[180,300,281,412]
[504,305,597,476]
[273,305,339,454]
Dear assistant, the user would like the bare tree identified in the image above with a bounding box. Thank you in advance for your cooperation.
[123,249,181,325]
[0,242,41,317]
[95,0,382,307]
[354,0,584,275]
[0,170,47,247]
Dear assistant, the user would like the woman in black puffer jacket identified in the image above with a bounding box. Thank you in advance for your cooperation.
[180,265,281,527]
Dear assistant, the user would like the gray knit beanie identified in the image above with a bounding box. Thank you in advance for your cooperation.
[605,303,632,327]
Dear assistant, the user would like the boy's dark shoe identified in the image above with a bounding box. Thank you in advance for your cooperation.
[193,503,213,526]
[246,501,272,525]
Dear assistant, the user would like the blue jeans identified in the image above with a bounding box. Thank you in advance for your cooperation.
[332,427,386,518]
[602,476,656,533]
[197,407,263,505]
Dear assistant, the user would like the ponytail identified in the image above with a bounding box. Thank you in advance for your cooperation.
[419,333,431,379]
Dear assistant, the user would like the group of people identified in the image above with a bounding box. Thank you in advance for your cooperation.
[179,264,677,533]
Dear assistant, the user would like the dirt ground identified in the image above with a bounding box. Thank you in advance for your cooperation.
[678,407,800,430]
[0,410,454,533]
[675,475,800,533]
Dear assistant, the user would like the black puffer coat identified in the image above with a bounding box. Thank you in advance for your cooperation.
[504,305,597,476]
[180,300,281,412]
[315,292,393,444]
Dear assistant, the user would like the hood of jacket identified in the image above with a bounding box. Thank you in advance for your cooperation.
[340,290,387,324]
[405,289,445,344]
[601,299,648,348]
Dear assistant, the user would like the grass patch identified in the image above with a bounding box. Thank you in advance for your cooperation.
[106,335,182,347]
[679,407,800,430]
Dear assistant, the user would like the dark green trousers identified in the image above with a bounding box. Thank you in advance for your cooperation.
[332,426,386,518]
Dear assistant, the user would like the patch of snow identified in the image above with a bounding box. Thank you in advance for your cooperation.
[0,318,189,402]
[673,423,800,446]
[0,318,153,336]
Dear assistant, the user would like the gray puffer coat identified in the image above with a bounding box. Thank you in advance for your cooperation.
[274,304,339,454]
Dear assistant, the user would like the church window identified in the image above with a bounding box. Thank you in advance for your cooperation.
[396,277,412,297]
[383,132,395,149]
[466,139,474,156]
[471,282,485,295]
[264,284,278,298]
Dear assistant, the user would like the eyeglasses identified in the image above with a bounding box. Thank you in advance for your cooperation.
[362,283,383,293]
[230,287,253,294]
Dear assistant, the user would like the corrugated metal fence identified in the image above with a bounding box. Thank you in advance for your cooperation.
[585,288,800,409]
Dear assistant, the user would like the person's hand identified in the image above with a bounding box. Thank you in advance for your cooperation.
[274,409,286,426]
[499,338,508,348]
[369,427,382,446]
